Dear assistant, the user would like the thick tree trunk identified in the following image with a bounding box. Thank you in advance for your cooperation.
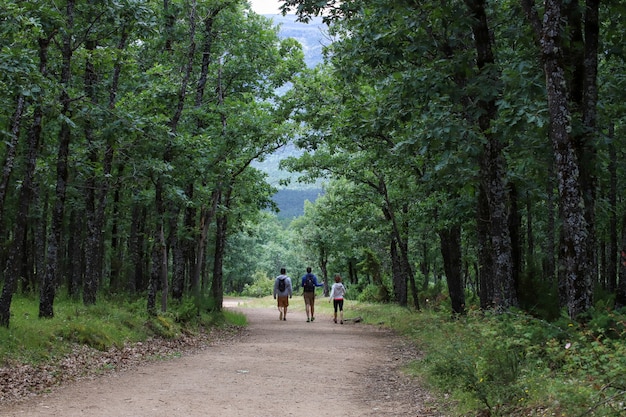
[466,0,516,309]
[439,225,465,315]
[521,0,592,319]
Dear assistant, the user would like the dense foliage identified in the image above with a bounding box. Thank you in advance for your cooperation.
[278,0,626,322]
[0,0,305,324]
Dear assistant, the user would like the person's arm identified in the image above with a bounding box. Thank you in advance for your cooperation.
[273,279,277,298]
[315,275,323,287]
[288,278,293,297]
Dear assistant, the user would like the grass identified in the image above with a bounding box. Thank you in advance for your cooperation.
[0,294,243,367]
[346,302,626,417]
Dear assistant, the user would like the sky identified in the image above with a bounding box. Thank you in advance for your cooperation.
[249,0,284,15]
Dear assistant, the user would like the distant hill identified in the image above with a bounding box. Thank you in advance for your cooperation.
[272,188,325,219]
[255,15,329,219]
[265,14,328,67]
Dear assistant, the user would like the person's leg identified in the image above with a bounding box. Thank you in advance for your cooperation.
[283,298,288,320]
[310,296,315,321]
[333,300,338,323]
[277,299,282,320]
[339,299,344,324]
[304,293,311,321]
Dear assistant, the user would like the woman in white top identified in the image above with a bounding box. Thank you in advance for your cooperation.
[328,274,346,324]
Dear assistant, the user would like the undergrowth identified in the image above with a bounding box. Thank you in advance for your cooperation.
[350,301,626,416]
[0,294,243,366]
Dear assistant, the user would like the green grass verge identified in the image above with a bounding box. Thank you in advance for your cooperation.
[0,294,243,366]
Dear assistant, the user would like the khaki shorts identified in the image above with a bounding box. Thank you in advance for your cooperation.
[277,296,289,308]
[303,291,315,305]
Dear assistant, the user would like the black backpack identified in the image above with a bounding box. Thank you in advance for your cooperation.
[303,273,315,292]
[278,278,286,292]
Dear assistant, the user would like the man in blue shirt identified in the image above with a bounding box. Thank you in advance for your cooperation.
[301,267,323,322]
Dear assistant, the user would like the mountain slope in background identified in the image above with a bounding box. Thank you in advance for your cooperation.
[255,15,328,219]
[266,14,327,67]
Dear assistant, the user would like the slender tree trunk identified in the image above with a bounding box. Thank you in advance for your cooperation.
[616,210,626,308]
[0,91,43,326]
[83,37,100,305]
[67,210,84,298]
[477,185,493,309]
[380,179,410,307]
[608,125,617,293]
[129,202,147,293]
[0,95,26,223]
[192,189,220,294]
[211,188,230,312]
[509,183,522,298]
[40,1,75,318]
[544,161,556,283]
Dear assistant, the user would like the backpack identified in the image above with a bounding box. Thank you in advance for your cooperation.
[278,277,286,292]
[303,273,315,293]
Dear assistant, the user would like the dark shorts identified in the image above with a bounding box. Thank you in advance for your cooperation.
[333,299,344,312]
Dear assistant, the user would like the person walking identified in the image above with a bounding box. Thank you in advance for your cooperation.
[328,274,346,324]
[301,267,323,322]
[273,268,292,321]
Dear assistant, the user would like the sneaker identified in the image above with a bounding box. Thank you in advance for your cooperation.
[340,320,343,324]
[311,317,315,322]
[279,311,283,321]
[306,318,310,322]
[334,319,337,323]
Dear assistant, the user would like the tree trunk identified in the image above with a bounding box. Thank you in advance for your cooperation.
[40,0,75,318]
[526,0,592,319]
[608,125,617,293]
[83,37,100,306]
[129,202,147,293]
[543,161,556,283]
[509,183,522,299]
[192,189,220,294]
[439,225,465,315]
[466,0,516,309]
[616,210,626,309]
[477,185,494,309]
[0,92,42,326]
[0,95,26,222]
[211,188,230,312]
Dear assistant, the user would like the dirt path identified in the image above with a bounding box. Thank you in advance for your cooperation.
[2,298,445,417]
